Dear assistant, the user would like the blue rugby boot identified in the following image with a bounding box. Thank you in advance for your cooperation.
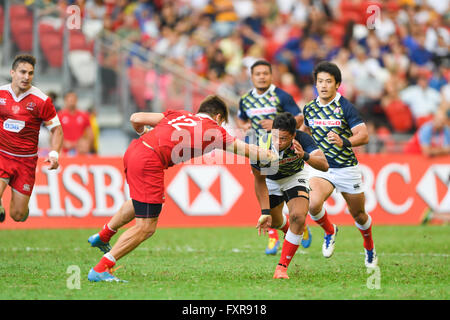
[88,233,112,254]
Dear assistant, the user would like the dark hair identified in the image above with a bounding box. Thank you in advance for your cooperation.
[12,54,36,70]
[250,60,272,74]
[198,95,229,123]
[273,112,297,135]
[313,61,342,85]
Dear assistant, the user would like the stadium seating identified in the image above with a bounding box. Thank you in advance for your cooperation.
[383,100,414,133]
[128,66,147,110]
[10,4,33,52]
[0,6,4,39]
[68,50,96,87]
[39,29,63,67]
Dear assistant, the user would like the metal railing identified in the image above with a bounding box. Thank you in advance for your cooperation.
[0,0,413,153]
[94,30,241,130]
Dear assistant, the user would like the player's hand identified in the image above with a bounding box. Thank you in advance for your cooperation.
[256,214,272,236]
[44,155,59,170]
[268,150,278,162]
[258,148,278,163]
[242,122,252,132]
[327,131,343,147]
[292,139,304,157]
[259,119,273,131]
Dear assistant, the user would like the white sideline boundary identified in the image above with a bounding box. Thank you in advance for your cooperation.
[0,246,449,258]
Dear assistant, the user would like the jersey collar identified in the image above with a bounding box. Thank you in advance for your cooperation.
[196,113,215,123]
[7,84,34,102]
[316,92,341,107]
[251,84,276,98]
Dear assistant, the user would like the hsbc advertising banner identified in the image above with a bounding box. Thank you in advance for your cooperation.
[0,155,448,229]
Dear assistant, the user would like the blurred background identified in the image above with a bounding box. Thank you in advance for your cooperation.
[0,0,448,156]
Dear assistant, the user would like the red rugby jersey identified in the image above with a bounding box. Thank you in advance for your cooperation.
[141,110,236,168]
[57,109,91,143]
[0,84,57,156]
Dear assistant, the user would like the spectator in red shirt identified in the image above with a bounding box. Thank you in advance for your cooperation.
[58,91,94,156]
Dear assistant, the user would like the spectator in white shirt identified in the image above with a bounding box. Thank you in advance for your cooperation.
[400,70,442,128]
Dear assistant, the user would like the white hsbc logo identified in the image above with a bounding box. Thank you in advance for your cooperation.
[167,165,243,216]
[416,165,450,213]
[309,119,342,127]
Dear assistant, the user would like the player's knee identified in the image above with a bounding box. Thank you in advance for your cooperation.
[308,200,322,215]
[289,212,306,228]
[351,210,367,224]
[137,225,156,241]
[10,209,29,222]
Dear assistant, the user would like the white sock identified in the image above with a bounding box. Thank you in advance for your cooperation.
[104,252,116,263]
[106,223,117,233]
[355,214,372,231]
[285,229,303,245]
[309,207,325,221]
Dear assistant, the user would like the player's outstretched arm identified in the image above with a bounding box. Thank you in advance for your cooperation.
[130,112,164,136]
[226,139,278,162]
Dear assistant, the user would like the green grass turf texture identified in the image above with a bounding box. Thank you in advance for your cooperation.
[0,225,448,300]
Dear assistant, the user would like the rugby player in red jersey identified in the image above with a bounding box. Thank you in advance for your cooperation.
[88,95,278,282]
[0,54,63,223]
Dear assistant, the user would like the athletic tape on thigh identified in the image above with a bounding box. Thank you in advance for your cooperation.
[283,185,309,203]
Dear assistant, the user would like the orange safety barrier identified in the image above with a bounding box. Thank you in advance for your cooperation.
[0,154,448,229]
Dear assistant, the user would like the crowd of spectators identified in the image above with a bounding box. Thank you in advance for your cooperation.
[29,0,450,154]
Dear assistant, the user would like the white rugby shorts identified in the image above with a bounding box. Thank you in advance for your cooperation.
[309,165,364,194]
[266,168,310,196]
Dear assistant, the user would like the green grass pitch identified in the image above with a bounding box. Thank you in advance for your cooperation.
[0,225,448,300]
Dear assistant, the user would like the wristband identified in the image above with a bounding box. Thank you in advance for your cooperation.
[137,127,148,136]
[302,152,310,162]
[261,209,271,215]
[342,138,352,148]
[48,150,59,160]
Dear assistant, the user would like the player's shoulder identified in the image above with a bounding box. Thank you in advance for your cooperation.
[273,86,293,99]
[164,109,191,118]
[27,86,49,102]
[295,130,312,141]
[302,99,317,111]
[336,95,355,110]
[240,89,252,100]
[0,84,10,92]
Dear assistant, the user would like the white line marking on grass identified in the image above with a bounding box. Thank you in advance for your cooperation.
[0,247,448,258]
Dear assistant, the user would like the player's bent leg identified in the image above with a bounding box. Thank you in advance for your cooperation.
[89,200,161,283]
[343,192,377,267]
[89,199,136,254]
[308,177,334,218]
[308,178,337,256]
[265,198,284,255]
[110,216,159,261]
[89,217,158,282]
[108,199,136,231]
[9,189,31,222]
[274,196,308,279]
